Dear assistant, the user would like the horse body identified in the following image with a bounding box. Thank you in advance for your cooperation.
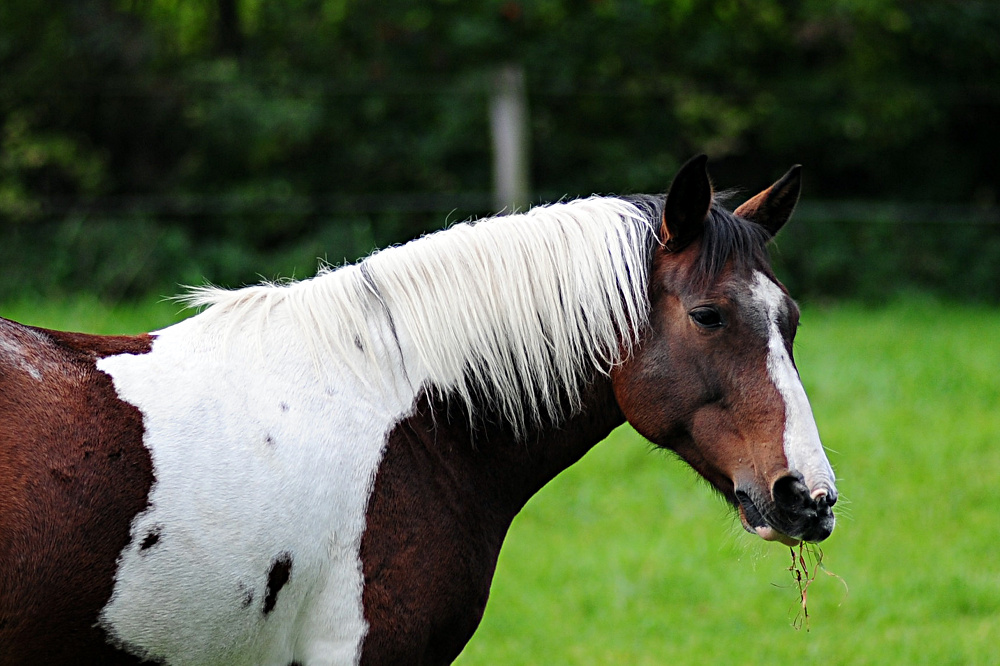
[0,157,837,665]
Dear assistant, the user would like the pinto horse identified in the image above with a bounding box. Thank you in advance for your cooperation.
[0,156,836,665]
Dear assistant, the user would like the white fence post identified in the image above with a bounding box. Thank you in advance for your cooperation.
[490,63,531,213]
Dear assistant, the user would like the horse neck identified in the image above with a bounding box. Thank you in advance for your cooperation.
[359,372,625,663]
[400,373,625,518]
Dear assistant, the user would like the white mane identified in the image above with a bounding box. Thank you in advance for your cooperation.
[181,196,657,432]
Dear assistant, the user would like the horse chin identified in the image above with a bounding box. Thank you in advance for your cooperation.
[753,525,800,547]
[737,504,800,547]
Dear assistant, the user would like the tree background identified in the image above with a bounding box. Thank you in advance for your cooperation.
[1,0,997,302]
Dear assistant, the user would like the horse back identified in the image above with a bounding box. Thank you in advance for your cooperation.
[0,317,154,665]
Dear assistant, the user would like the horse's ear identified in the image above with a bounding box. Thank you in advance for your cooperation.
[661,154,713,250]
[734,165,802,238]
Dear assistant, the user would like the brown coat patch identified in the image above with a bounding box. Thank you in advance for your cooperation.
[359,380,624,665]
[0,319,154,665]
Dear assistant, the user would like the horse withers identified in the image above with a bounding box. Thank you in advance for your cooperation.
[0,156,836,665]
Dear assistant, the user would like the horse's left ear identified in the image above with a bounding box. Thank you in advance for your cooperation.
[661,154,714,250]
[734,165,802,238]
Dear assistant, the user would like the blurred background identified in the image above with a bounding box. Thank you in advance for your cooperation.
[3,2,1000,663]
[1,0,998,304]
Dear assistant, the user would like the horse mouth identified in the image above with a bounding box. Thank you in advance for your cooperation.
[735,491,800,547]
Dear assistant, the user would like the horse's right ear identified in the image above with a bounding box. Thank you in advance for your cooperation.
[733,165,802,238]
[661,154,713,251]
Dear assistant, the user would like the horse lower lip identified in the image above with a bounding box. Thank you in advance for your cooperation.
[755,525,800,547]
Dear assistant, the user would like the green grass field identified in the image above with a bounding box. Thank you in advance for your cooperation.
[3,298,998,664]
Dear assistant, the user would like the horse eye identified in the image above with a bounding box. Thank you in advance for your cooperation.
[690,307,725,330]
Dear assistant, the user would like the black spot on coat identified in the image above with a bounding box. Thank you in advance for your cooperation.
[263,552,293,616]
[139,527,161,552]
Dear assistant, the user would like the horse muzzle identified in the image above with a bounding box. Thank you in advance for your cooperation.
[735,473,837,545]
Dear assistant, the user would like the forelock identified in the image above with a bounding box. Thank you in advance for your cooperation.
[693,201,772,288]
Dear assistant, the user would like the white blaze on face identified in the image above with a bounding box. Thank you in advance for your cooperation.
[751,272,836,499]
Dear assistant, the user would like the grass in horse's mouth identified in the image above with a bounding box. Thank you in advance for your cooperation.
[786,543,848,631]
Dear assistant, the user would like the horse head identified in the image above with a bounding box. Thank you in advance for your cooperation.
[612,155,836,545]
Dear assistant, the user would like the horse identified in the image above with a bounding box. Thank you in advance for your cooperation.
[0,155,836,665]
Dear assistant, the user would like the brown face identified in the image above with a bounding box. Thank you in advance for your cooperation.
[611,156,836,545]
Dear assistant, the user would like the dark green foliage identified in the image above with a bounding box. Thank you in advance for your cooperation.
[1,0,997,301]
[771,205,1000,304]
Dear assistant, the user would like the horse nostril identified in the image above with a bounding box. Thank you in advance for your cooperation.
[772,474,811,510]
[817,487,838,508]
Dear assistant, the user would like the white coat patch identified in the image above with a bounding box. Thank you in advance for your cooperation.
[97,311,418,666]
[750,272,836,497]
